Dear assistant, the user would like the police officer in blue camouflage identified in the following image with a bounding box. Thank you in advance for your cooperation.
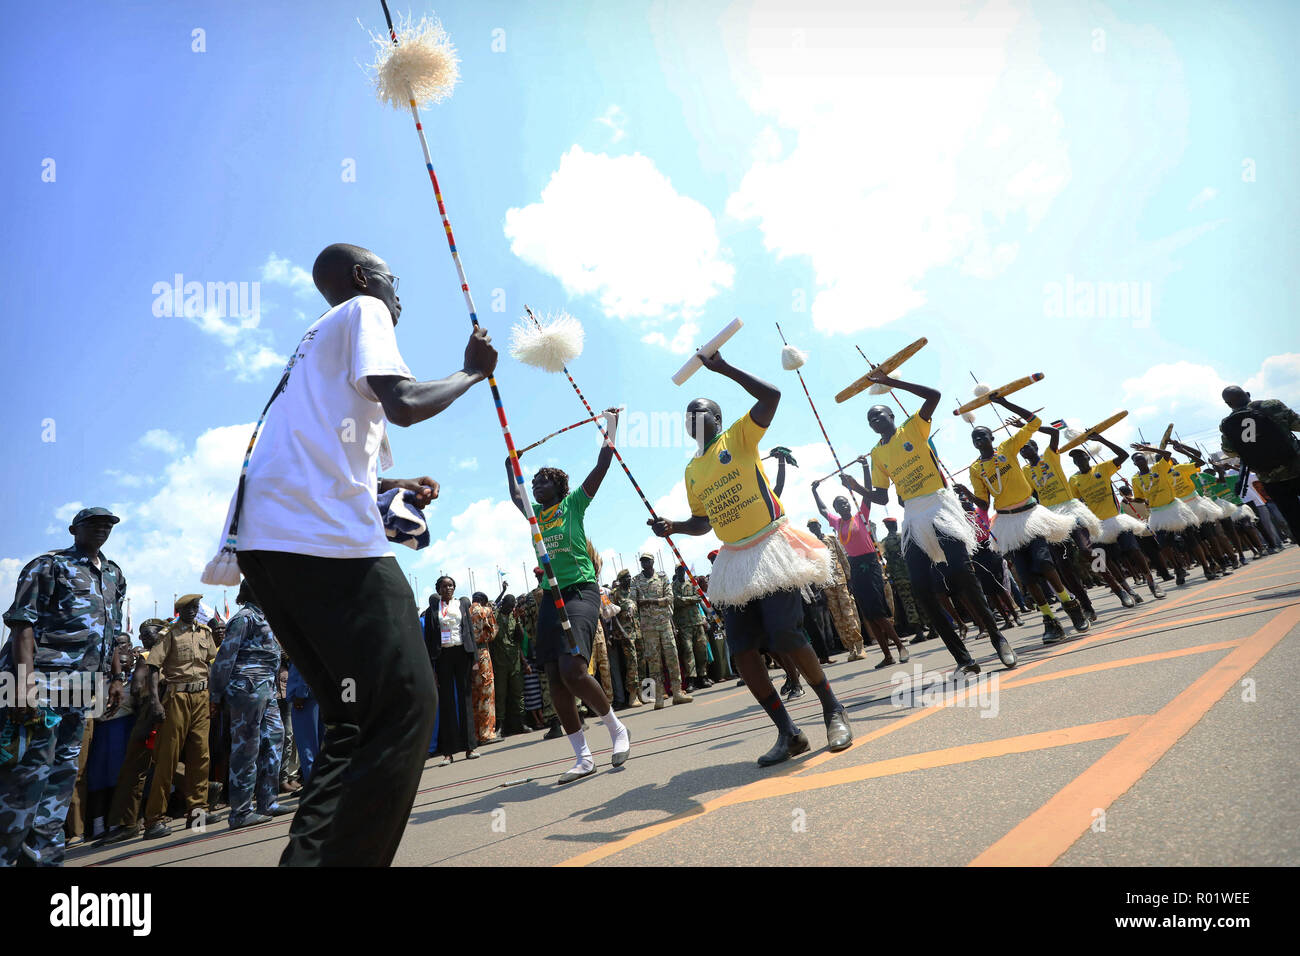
[0,507,127,866]
[210,580,290,830]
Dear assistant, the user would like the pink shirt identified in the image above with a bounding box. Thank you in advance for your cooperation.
[828,499,877,556]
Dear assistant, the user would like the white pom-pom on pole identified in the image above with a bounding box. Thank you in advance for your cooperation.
[961,411,977,424]
[780,345,807,370]
[510,310,585,373]
[368,14,461,109]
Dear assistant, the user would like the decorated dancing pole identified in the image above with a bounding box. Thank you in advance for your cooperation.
[371,4,578,654]
[517,413,608,455]
[775,323,860,513]
[517,305,723,627]
[854,343,958,486]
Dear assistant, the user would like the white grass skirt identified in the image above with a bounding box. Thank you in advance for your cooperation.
[991,502,1076,554]
[1096,513,1149,544]
[1048,498,1102,541]
[708,518,832,607]
[1181,494,1224,524]
[1147,498,1198,532]
[902,488,977,565]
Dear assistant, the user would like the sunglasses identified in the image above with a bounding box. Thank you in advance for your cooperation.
[361,267,400,292]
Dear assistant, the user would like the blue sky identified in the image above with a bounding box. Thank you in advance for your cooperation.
[2,0,1297,622]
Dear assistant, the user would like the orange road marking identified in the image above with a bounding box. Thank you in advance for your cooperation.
[969,603,1300,866]
[999,640,1240,690]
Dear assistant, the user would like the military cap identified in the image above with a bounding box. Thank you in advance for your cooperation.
[882,516,899,526]
[175,593,204,610]
[72,507,120,526]
[139,617,169,631]
[615,568,631,580]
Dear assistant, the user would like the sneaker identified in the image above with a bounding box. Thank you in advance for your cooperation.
[1042,616,1067,644]
[757,730,811,767]
[783,684,805,700]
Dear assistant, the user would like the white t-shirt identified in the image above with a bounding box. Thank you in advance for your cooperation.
[1227,469,1264,507]
[222,295,414,559]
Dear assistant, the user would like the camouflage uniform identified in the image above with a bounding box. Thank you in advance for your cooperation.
[489,609,526,735]
[520,588,556,724]
[144,617,217,827]
[0,546,126,867]
[210,603,283,825]
[630,570,684,703]
[608,577,642,703]
[672,577,711,680]
[821,534,865,657]
[881,528,925,634]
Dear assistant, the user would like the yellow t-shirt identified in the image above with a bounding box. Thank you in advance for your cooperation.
[685,412,783,544]
[1132,458,1176,509]
[1068,460,1120,520]
[870,414,946,503]
[1022,448,1074,508]
[1171,462,1200,499]
[968,416,1041,511]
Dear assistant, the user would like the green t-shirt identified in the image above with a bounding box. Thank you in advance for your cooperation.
[1195,470,1242,506]
[531,487,595,589]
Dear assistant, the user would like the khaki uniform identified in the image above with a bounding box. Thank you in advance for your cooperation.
[822,533,865,657]
[144,620,217,825]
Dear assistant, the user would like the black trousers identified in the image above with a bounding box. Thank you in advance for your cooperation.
[1263,476,1300,547]
[434,644,476,757]
[802,597,834,659]
[237,551,437,867]
[903,534,1000,668]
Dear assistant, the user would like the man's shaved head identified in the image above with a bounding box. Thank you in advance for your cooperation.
[312,243,401,322]
[1222,385,1249,410]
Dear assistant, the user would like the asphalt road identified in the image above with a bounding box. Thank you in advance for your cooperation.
[72,547,1300,867]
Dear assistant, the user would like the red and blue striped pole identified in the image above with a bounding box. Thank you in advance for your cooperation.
[379,1,577,654]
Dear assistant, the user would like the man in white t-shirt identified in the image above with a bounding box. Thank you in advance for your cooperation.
[231,242,497,866]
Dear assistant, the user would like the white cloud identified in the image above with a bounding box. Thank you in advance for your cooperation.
[640,321,700,355]
[413,498,543,598]
[595,105,627,144]
[1120,353,1300,448]
[230,341,286,382]
[0,558,22,615]
[104,469,156,489]
[453,457,479,471]
[139,429,183,455]
[184,306,259,346]
[724,0,1070,334]
[261,253,314,296]
[504,146,734,336]
[1188,186,1218,210]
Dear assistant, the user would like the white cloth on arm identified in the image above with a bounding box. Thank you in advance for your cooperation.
[218,295,414,559]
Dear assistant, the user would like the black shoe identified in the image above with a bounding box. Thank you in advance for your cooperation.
[1042,616,1067,644]
[908,634,927,644]
[1086,606,1099,623]
[825,710,852,752]
[954,662,981,680]
[873,657,896,670]
[1205,568,1220,581]
[699,677,714,688]
[778,679,792,696]
[543,723,564,740]
[94,826,134,847]
[1063,600,1090,633]
[991,632,1017,669]
[143,821,169,840]
[1118,589,1136,608]
[784,684,805,700]
[757,730,811,767]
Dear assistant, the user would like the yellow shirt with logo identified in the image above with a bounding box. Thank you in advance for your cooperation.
[1132,458,1176,509]
[968,416,1041,511]
[1069,460,1120,520]
[686,412,783,544]
[1171,462,1200,499]
[1022,448,1074,507]
[870,414,946,503]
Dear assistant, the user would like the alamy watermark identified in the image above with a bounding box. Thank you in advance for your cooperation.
[1,667,113,717]
[890,664,1000,717]
[1044,275,1151,328]
[152,273,260,322]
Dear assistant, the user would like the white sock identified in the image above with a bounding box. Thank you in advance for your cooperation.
[567,730,593,769]
[601,709,629,753]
